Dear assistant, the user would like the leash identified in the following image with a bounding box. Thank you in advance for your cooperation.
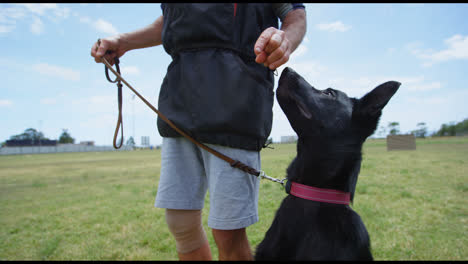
[103,55,124,149]
[97,39,286,186]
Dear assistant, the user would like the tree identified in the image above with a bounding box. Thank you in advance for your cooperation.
[433,118,468,137]
[9,128,47,144]
[388,122,400,135]
[58,129,75,144]
[412,122,428,138]
[126,136,136,148]
[376,125,387,138]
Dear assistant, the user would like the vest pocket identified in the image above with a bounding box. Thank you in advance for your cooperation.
[162,4,235,54]
[157,49,274,145]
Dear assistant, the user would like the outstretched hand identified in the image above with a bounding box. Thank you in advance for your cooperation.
[254,27,291,70]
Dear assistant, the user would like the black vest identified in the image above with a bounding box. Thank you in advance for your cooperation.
[157,3,278,151]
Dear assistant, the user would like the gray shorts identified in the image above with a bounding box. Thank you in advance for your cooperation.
[154,137,261,230]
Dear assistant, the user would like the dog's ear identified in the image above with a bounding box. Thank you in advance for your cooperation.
[356,81,400,117]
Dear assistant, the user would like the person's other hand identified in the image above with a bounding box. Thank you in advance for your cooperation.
[254,27,291,70]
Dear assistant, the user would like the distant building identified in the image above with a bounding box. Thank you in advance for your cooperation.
[141,136,150,146]
[79,141,95,146]
[280,135,298,143]
[386,134,416,151]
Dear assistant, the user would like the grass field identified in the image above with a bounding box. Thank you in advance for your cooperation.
[0,136,467,260]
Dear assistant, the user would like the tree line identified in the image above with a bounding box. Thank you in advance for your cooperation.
[376,117,468,138]
[3,118,467,147]
[1,128,75,147]
[432,118,468,137]
[1,128,139,148]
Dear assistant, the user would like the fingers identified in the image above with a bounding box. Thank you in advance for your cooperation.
[90,38,117,65]
[254,27,290,70]
[254,27,276,57]
[265,38,290,70]
[91,41,101,63]
[255,51,268,65]
[264,32,283,54]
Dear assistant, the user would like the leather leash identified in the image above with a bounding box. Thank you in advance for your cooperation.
[104,55,124,149]
[97,40,285,185]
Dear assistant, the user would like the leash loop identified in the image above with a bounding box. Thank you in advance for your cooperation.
[105,57,121,83]
[97,38,124,149]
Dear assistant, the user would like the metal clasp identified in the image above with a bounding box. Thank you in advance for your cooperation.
[259,170,287,186]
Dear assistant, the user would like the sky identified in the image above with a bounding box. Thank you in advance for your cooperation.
[1,3,467,147]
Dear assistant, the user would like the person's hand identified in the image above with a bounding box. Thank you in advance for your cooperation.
[254,27,291,70]
[90,36,126,65]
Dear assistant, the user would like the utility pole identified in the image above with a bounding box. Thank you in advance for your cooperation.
[132,94,135,146]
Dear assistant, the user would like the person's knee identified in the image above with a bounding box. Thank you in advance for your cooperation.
[212,228,247,247]
[212,228,252,260]
[165,209,208,254]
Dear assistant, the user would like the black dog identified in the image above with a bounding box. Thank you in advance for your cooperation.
[255,67,400,260]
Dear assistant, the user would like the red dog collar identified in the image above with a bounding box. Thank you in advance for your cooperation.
[289,181,351,205]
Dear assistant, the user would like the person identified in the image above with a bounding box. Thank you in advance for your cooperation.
[91,3,306,260]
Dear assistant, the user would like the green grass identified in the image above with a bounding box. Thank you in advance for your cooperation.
[1,137,467,260]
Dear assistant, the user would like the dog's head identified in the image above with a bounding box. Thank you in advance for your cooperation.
[277,67,400,195]
[277,67,400,140]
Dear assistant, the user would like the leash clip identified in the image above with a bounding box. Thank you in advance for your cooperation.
[259,170,286,187]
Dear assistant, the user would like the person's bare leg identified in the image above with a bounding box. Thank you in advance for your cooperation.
[177,241,212,261]
[165,209,212,260]
[212,228,253,260]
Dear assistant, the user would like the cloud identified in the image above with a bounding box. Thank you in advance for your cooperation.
[121,66,140,75]
[94,18,119,35]
[316,21,351,32]
[0,4,69,35]
[30,17,44,35]
[409,34,468,66]
[346,75,442,96]
[78,16,119,36]
[0,24,15,34]
[0,5,26,20]
[22,4,58,16]
[277,58,442,98]
[373,76,442,92]
[32,63,80,81]
[79,16,91,24]
[0,5,26,34]
[21,4,70,21]
[0,99,13,107]
[283,61,327,81]
[290,44,308,60]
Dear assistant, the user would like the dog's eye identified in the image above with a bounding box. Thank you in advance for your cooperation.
[323,89,335,97]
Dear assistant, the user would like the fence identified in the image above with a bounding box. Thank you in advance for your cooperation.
[386,134,416,151]
[0,144,133,155]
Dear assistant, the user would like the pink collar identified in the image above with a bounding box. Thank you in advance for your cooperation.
[290,181,351,205]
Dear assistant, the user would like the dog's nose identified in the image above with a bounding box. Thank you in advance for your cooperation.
[281,67,300,77]
[280,67,294,80]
